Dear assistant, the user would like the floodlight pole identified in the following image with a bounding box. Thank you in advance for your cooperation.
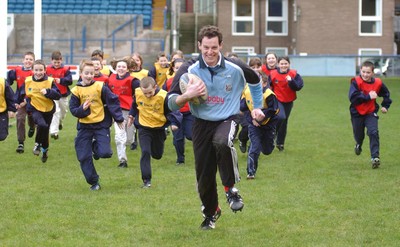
[34,0,42,59]
[171,0,178,52]
[0,1,7,77]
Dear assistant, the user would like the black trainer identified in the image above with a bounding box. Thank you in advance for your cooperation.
[239,141,247,153]
[16,143,24,153]
[130,141,138,150]
[247,173,255,179]
[118,161,128,168]
[141,180,151,188]
[354,144,362,155]
[277,144,284,151]
[200,207,221,230]
[33,143,41,156]
[28,127,35,138]
[93,152,100,160]
[371,157,380,169]
[90,183,101,191]
[41,148,48,163]
[226,187,244,212]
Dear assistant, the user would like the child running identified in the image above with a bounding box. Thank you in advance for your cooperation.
[131,52,149,80]
[241,72,279,179]
[148,51,170,88]
[268,56,304,151]
[70,60,125,190]
[128,76,180,188]
[238,57,264,154]
[108,57,140,168]
[0,77,17,141]
[46,50,73,140]
[16,59,61,163]
[349,60,392,169]
[7,51,36,153]
[91,56,109,84]
[164,58,193,165]
[261,52,278,76]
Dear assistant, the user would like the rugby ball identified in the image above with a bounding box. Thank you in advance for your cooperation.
[179,73,208,104]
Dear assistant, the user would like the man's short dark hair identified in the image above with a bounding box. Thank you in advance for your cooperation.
[197,25,223,45]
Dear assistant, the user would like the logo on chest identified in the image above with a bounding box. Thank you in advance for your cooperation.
[225,84,232,92]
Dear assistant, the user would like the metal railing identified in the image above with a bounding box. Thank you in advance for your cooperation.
[10,37,166,64]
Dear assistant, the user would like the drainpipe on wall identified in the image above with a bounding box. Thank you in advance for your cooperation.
[259,0,262,54]
[213,0,217,25]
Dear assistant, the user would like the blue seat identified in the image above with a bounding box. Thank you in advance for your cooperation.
[107,5,118,12]
[57,4,67,9]
[64,5,75,10]
[25,4,33,10]
[142,9,152,15]
[143,19,151,27]
[131,5,142,10]
[143,0,152,4]
[43,8,51,13]
[21,9,32,13]
[143,5,152,10]
[12,5,23,12]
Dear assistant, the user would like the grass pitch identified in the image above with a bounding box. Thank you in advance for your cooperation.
[0,77,399,246]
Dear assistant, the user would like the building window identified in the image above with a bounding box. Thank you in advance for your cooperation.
[265,47,288,57]
[266,0,288,36]
[358,48,382,66]
[359,0,382,36]
[232,0,254,36]
[194,0,214,14]
[232,47,255,63]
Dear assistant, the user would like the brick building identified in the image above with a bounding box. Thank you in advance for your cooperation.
[180,0,397,57]
[216,0,396,57]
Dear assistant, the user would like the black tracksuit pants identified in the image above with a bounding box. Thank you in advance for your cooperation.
[192,116,239,217]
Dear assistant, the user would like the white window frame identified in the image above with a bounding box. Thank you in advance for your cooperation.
[358,48,382,65]
[232,0,255,36]
[232,46,255,63]
[359,0,382,36]
[265,47,288,56]
[266,0,288,36]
